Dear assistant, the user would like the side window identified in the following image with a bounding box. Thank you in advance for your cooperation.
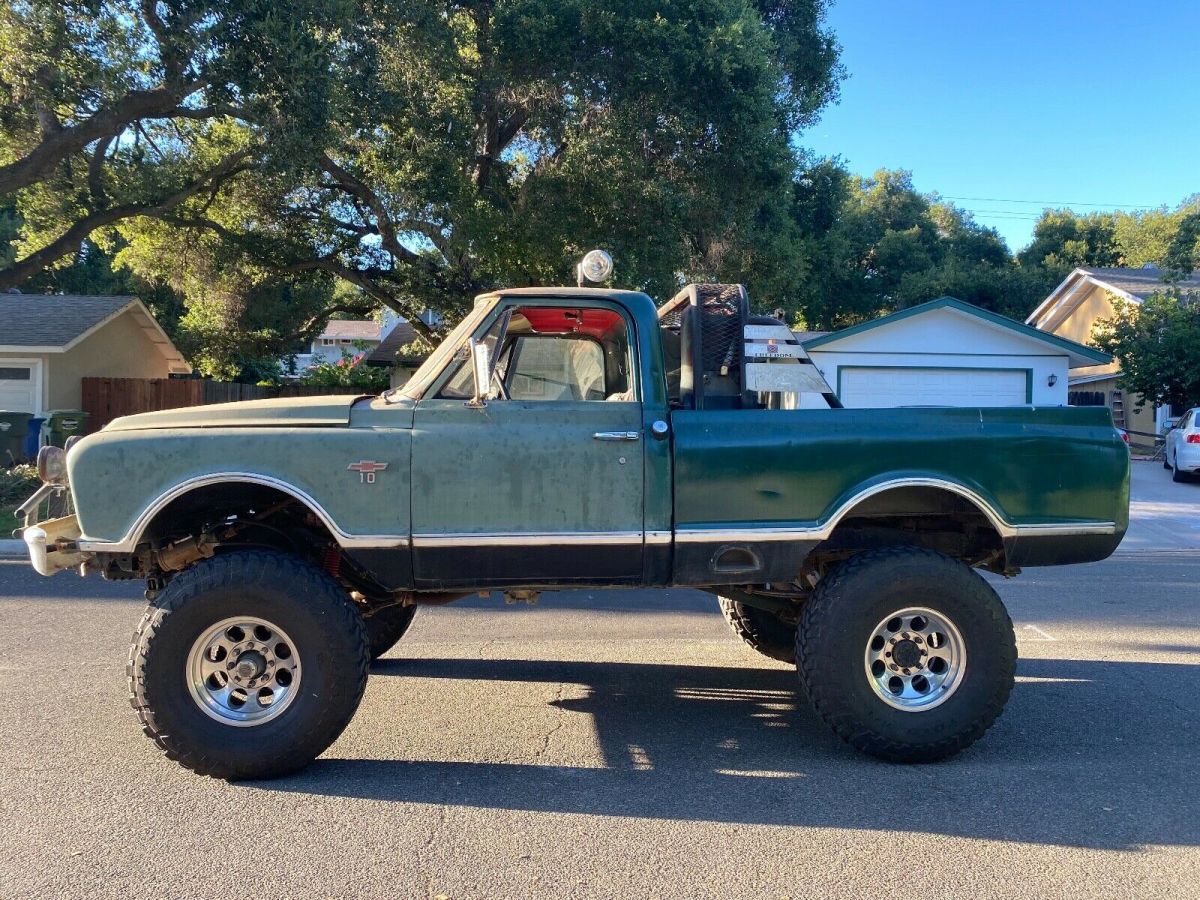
[435,304,635,402]
[507,336,605,401]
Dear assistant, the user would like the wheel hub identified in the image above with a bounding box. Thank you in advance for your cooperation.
[864,607,966,712]
[891,638,922,669]
[233,650,267,682]
[186,617,302,726]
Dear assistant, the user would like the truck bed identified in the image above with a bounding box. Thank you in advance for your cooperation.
[670,405,1129,584]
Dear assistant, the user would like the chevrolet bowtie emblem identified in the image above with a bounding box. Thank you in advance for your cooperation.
[347,460,389,484]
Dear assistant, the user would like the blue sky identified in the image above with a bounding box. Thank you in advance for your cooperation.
[804,1,1200,252]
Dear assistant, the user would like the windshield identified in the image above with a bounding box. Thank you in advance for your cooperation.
[392,297,497,400]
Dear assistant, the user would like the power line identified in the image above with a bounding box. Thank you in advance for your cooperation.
[941,195,1160,210]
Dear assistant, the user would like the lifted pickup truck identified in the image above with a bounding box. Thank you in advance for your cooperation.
[17,281,1129,779]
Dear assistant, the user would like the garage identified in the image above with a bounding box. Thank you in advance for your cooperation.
[838,366,1029,408]
[0,361,40,414]
[801,297,1111,410]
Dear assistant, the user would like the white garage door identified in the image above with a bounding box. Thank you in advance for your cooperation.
[0,362,40,413]
[838,367,1028,408]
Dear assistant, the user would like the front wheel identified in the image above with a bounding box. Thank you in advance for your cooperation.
[717,595,797,663]
[796,547,1016,763]
[128,550,369,780]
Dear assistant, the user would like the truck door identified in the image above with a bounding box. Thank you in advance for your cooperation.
[410,300,645,588]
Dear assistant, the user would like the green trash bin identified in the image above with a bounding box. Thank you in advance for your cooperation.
[0,411,33,464]
[43,409,90,448]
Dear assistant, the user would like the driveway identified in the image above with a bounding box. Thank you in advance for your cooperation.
[1122,459,1200,550]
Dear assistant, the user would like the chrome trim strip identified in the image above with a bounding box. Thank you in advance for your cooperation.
[673,477,1119,544]
[413,531,643,548]
[644,530,673,545]
[76,473,408,553]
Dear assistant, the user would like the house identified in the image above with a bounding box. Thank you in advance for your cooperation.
[0,293,189,415]
[800,296,1110,408]
[1026,266,1200,437]
[303,319,384,367]
[365,319,426,388]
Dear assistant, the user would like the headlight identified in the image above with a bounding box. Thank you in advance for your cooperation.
[37,445,68,486]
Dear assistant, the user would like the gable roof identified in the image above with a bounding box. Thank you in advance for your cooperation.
[0,293,190,371]
[366,320,422,366]
[1026,266,1200,327]
[1078,266,1200,300]
[802,296,1111,367]
[321,319,382,341]
[0,293,133,347]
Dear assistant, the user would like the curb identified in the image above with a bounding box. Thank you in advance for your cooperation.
[0,538,25,559]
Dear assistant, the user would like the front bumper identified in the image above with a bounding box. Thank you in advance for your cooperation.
[16,485,86,576]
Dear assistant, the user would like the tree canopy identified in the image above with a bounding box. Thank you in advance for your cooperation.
[1018,198,1200,274]
[765,166,1057,329]
[25,0,835,374]
[1095,292,1200,411]
[2,1,1195,379]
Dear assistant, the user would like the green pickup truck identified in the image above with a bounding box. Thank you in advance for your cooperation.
[17,281,1129,779]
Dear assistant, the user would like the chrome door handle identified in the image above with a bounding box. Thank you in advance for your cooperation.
[593,431,640,441]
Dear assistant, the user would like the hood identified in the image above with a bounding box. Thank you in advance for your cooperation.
[104,394,369,432]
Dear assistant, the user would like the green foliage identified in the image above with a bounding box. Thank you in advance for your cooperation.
[0,464,38,507]
[1094,293,1200,410]
[0,0,358,291]
[1018,210,1119,272]
[299,345,391,390]
[767,167,1048,329]
[1164,209,1200,277]
[105,0,844,333]
[1019,200,1200,274]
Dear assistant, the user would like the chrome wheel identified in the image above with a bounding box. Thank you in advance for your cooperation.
[864,606,966,712]
[186,616,302,726]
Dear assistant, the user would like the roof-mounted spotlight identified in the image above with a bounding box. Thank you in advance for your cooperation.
[576,249,614,287]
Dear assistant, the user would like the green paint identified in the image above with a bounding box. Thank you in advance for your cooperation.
[60,290,1128,582]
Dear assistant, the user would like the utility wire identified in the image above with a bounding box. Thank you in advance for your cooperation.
[941,195,1160,209]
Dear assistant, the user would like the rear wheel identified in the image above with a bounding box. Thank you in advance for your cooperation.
[796,547,1016,763]
[128,550,369,780]
[717,595,797,663]
[362,603,418,660]
[1172,451,1191,482]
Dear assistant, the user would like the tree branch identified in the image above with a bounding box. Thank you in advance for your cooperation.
[318,154,442,276]
[0,149,251,290]
[0,81,205,196]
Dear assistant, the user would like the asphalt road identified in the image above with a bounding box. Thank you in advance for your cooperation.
[0,461,1197,899]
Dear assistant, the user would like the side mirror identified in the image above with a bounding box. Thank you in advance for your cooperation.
[466,338,491,409]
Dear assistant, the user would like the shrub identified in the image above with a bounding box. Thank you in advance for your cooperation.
[0,464,39,508]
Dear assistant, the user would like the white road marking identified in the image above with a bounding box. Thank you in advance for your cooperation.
[1020,623,1059,642]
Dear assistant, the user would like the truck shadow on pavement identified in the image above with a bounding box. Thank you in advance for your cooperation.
[263,656,1200,850]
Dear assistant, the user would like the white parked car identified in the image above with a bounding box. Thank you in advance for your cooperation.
[1165,408,1200,483]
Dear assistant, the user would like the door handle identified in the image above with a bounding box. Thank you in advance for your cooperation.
[593,431,640,442]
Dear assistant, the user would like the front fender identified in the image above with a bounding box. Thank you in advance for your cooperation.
[68,428,410,550]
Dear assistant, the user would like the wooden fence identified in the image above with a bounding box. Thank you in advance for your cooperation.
[81,378,365,433]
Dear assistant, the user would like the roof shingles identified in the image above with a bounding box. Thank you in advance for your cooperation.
[0,294,134,347]
[1080,266,1200,300]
